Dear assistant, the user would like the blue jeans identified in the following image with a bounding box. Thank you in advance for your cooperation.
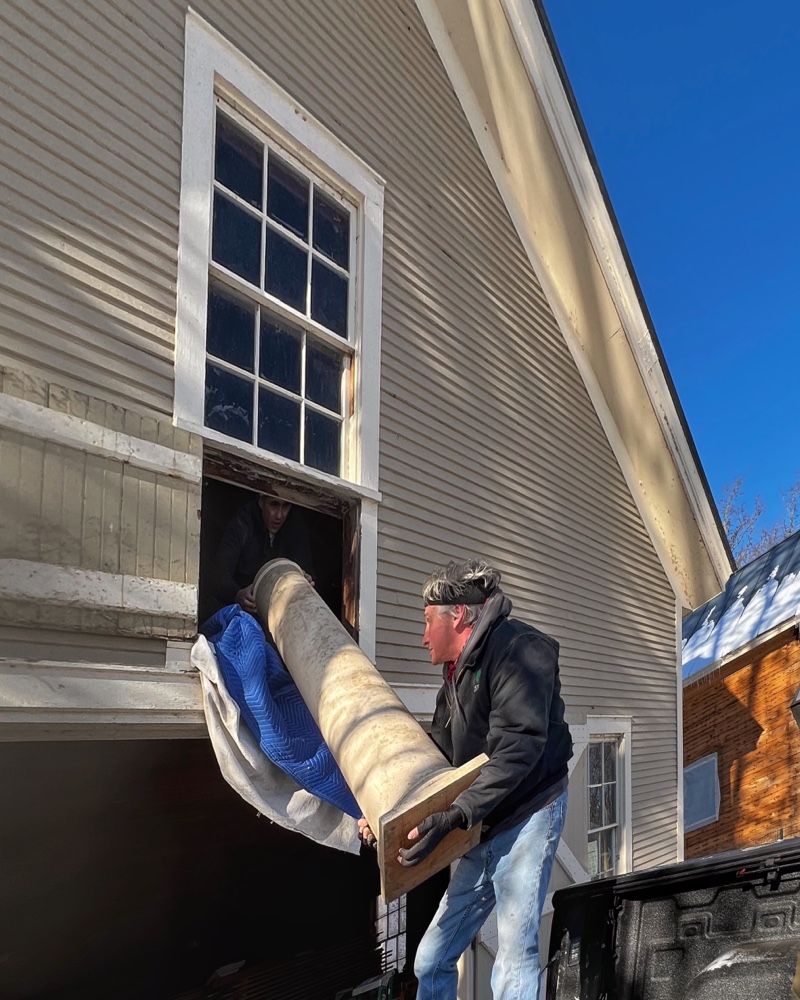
[414,788,567,1000]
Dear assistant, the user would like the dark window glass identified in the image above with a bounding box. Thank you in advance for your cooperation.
[258,387,300,461]
[265,228,307,312]
[215,113,263,209]
[212,192,261,286]
[588,786,602,829]
[588,743,602,785]
[604,784,617,826]
[305,409,340,475]
[311,259,348,337]
[205,363,253,443]
[306,341,342,413]
[267,157,309,240]
[313,190,349,268]
[206,287,255,372]
[260,314,301,394]
[603,741,617,781]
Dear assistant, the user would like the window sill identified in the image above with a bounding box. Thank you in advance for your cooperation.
[175,418,382,504]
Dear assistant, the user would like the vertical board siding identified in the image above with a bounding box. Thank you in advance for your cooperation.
[0,0,678,866]
[0,368,200,638]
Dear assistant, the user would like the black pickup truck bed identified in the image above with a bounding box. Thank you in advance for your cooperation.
[547,837,800,999]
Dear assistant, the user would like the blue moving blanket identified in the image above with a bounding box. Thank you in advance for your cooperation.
[202,605,359,818]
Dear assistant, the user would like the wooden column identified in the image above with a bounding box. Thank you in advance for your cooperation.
[253,559,486,901]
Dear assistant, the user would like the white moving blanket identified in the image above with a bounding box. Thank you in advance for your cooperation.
[192,634,360,854]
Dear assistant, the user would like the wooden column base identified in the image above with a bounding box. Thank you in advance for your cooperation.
[378,754,487,902]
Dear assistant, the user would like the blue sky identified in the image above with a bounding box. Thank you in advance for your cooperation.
[541,0,800,529]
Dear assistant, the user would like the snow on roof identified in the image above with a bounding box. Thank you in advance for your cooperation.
[682,528,800,680]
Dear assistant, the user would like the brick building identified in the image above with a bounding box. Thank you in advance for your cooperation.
[682,529,800,858]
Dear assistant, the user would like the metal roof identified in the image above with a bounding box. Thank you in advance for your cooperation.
[682,528,800,679]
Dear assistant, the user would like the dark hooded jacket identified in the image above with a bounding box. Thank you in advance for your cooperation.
[433,591,572,839]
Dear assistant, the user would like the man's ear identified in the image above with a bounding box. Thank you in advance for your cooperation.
[453,604,470,630]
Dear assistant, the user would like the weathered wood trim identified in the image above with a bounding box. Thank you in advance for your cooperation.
[0,559,197,618]
[0,647,204,738]
[0,391,201,483]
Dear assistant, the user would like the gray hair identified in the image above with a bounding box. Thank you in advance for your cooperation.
[422,559,501,625]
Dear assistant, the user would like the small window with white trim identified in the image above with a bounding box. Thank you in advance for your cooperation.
[684,753,720,832]
[176,13,384,493]
[587,738,620,879]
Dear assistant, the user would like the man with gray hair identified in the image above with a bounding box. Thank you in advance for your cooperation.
[399,558,571,999]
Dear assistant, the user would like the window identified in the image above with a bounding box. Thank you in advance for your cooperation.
[587,738,620,879]
[375,892,406,971]
[684,754,720,832]
[206,110,354,476]
[176,13,384,494]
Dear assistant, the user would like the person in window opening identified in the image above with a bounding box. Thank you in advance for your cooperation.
[358,558,572,1000]
[210,492,314,616]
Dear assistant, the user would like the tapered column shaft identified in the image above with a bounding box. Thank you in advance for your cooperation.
[253,559,485,900]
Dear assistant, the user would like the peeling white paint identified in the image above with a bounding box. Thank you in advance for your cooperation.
[0,558,197,618]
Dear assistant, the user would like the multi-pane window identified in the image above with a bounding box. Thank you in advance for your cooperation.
[204,108,354,476]
[375,893,406,971]
[587,738,619,879]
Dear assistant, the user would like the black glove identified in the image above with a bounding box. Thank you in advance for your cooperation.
[398,804,467,868]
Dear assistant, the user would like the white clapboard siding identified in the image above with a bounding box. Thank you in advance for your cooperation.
[0,0,680,868]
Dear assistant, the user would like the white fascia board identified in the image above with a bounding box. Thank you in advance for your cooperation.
[0,656,205,736]
[414,0,731,603]
[500,0,731,583]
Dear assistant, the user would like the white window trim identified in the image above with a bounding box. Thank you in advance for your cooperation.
[175,10,385,497]
[684,752,721,833]
[585,715,633,875]
[175,12,385,660]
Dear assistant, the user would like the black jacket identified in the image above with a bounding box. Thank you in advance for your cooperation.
[432,592,572,839]
[211,500,313,610]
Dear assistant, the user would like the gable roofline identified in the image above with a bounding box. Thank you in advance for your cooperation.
[415,0,733,607]
[528,0,734,571]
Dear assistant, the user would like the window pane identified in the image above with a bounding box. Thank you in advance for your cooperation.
[604,783,617,826]
[207,287,255,372]
[684,756,719,830]
[603,741,617,782]
[215,113,263,209]
[589,786,603,829]
[258,387,300,461]
[205,363,253,443]
[260,314,301,394]
[311,259,348,337]
[305,409,340,475]
[600,828,615,876]
[587,832,600,878]
[265,228,307,312]
[306,341,342,413]
[313,189,349,268]
[267,156,309,240]
[588,743,602,785]
[212,192,261,286]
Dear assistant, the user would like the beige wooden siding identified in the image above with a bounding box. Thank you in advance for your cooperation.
[0,0,678,867]
[0,367,200,638]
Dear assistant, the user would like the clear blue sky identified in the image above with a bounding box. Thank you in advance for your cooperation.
[542,0,800,529]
